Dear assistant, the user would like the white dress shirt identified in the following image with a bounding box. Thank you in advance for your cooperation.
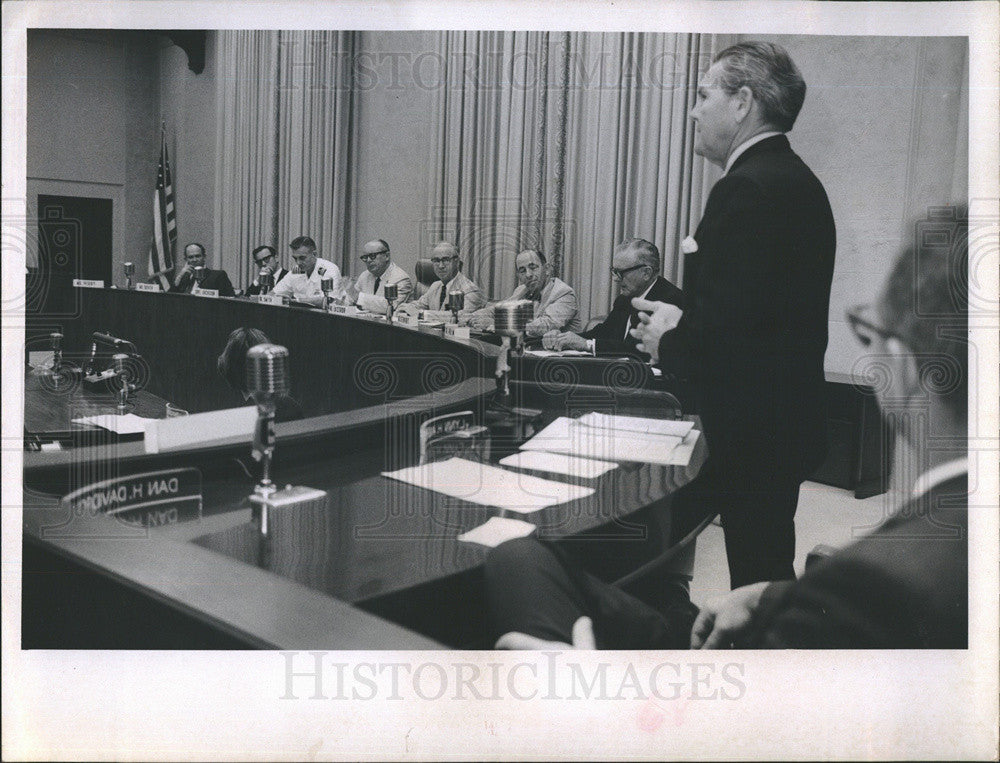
[355,261,413,315]
[272,257,342,306]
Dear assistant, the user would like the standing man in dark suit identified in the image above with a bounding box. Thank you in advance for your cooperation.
[543,238,683,360]
[488,205,968,650]
[635,42,836,588]
[167,242,236,297]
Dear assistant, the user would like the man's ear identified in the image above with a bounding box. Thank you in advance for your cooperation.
[885,336,920,400]
[733,85,754,123]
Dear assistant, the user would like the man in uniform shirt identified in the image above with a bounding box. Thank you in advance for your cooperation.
[341,239,413,315]
[468,249,580,336]
[271,235,342,307]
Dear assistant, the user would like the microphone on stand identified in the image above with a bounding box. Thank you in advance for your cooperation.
[493,299,534,400]
[246,343,290,535]
[447,291,465,325]
[259,267,274,295]
[112,352,136,414]
[193,266,206,289]
[123,261,135,290]
[320,276,335,311]
[383,283,398,322]
[47,332,64,390]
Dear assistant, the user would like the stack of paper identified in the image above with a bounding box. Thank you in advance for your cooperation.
[382,457,594,513]
[520,416,700,466]
[71,413,153,435]
[498,451,618,479]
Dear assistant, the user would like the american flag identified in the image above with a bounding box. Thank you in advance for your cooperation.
[148,126,177,289]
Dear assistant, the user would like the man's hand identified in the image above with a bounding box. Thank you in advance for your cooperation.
[689,582,770,649]
[468,312,493,331]
[495,616,596,650]
[343,279,360,305]
[630,299,683,363]
[543,331,588,352]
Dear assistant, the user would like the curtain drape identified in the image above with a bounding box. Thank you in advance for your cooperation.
[215,31,357,290]
[429,31,732,323]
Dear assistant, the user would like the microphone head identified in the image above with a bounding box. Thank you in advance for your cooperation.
[246,343,290,399]
[320,277,334,293]
[494,299,534,337]
[193,266,206,284]
[383,283,398,302]
[112,352,129,373]
[447,291,465,311]
[49,332,63,350]
[123,261,135,277]
[260,269,274,290]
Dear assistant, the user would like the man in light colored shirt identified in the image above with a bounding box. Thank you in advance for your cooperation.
[397,241,486,320]
[341,239,413,315]
[467,249,580,336]
[271,235,342,307]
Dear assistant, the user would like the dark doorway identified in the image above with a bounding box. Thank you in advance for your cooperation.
[28,194,113,317]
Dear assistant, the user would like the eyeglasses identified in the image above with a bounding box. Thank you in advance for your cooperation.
[431,256,456,265]
[360,250,388,262]
[610,263,646,280]
[254,253,275,266]
[846,304,899,347]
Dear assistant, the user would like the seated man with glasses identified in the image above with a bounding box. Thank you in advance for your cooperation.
[542,238,682,359]
[396,241,486,320]
[243,245,289,297]
[467,249,581,336]
[340,239,413,315]
[165,242,236,297]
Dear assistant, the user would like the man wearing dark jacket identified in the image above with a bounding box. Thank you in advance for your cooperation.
[167,242,236,297]
[488,203,968,650]
[543,238,682,360]
[634,41,836,588]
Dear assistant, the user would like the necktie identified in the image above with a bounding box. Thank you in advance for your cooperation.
[439,284,447,309]
[373,276,381,295]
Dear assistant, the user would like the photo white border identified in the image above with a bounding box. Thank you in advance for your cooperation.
[3,1,998,760]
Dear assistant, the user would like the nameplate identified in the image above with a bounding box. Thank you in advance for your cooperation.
[330,304,360,316]
[444,324,471,339]
[49,467,202,536]
[192,287,219,298]
[258,293,283,306]
[135,282,160,293]
[73,278,105,289]
[396,313,420,327]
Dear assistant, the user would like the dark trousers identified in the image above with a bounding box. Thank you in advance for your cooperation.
[667,458,803,589]
[485,537,698,649]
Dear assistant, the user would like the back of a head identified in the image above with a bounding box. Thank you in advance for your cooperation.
[878,205,969,423]
[217,327,272,393]
[714,41,806,132]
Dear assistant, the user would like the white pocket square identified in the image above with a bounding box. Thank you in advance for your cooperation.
[681,236,699,255]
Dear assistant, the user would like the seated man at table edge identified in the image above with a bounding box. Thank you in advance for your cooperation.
[542,238,682,359]
[467,249,581,337]
[341,239,413,314]
[163,242,236,297]
[216,327,304,422]
[243,245,290,296]
[396,241,486,319]
[487,205,969,650]
[271,235,342,307]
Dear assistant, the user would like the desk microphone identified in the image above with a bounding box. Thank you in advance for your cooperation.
[247,343,289,534]
[320,276,335,310]
[193,266,206,287]
[92,331,136,349]
[383,283,398,321]
[447,291,465,324]
[259,267,273,295]
[123,261,135,290]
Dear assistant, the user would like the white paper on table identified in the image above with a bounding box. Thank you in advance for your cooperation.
[71,413,153,435]
[524,349,592,357]
[381,457,594,513]
[498,451,618,479]
[576,412,694,437]
[520,416,698,466]
[458,517,536,547]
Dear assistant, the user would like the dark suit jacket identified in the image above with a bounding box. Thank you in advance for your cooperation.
[741,474,968,648]
[169,268,236,297]
[582,275,683,359]
[659,135,836,479]
[244,267,290,297]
